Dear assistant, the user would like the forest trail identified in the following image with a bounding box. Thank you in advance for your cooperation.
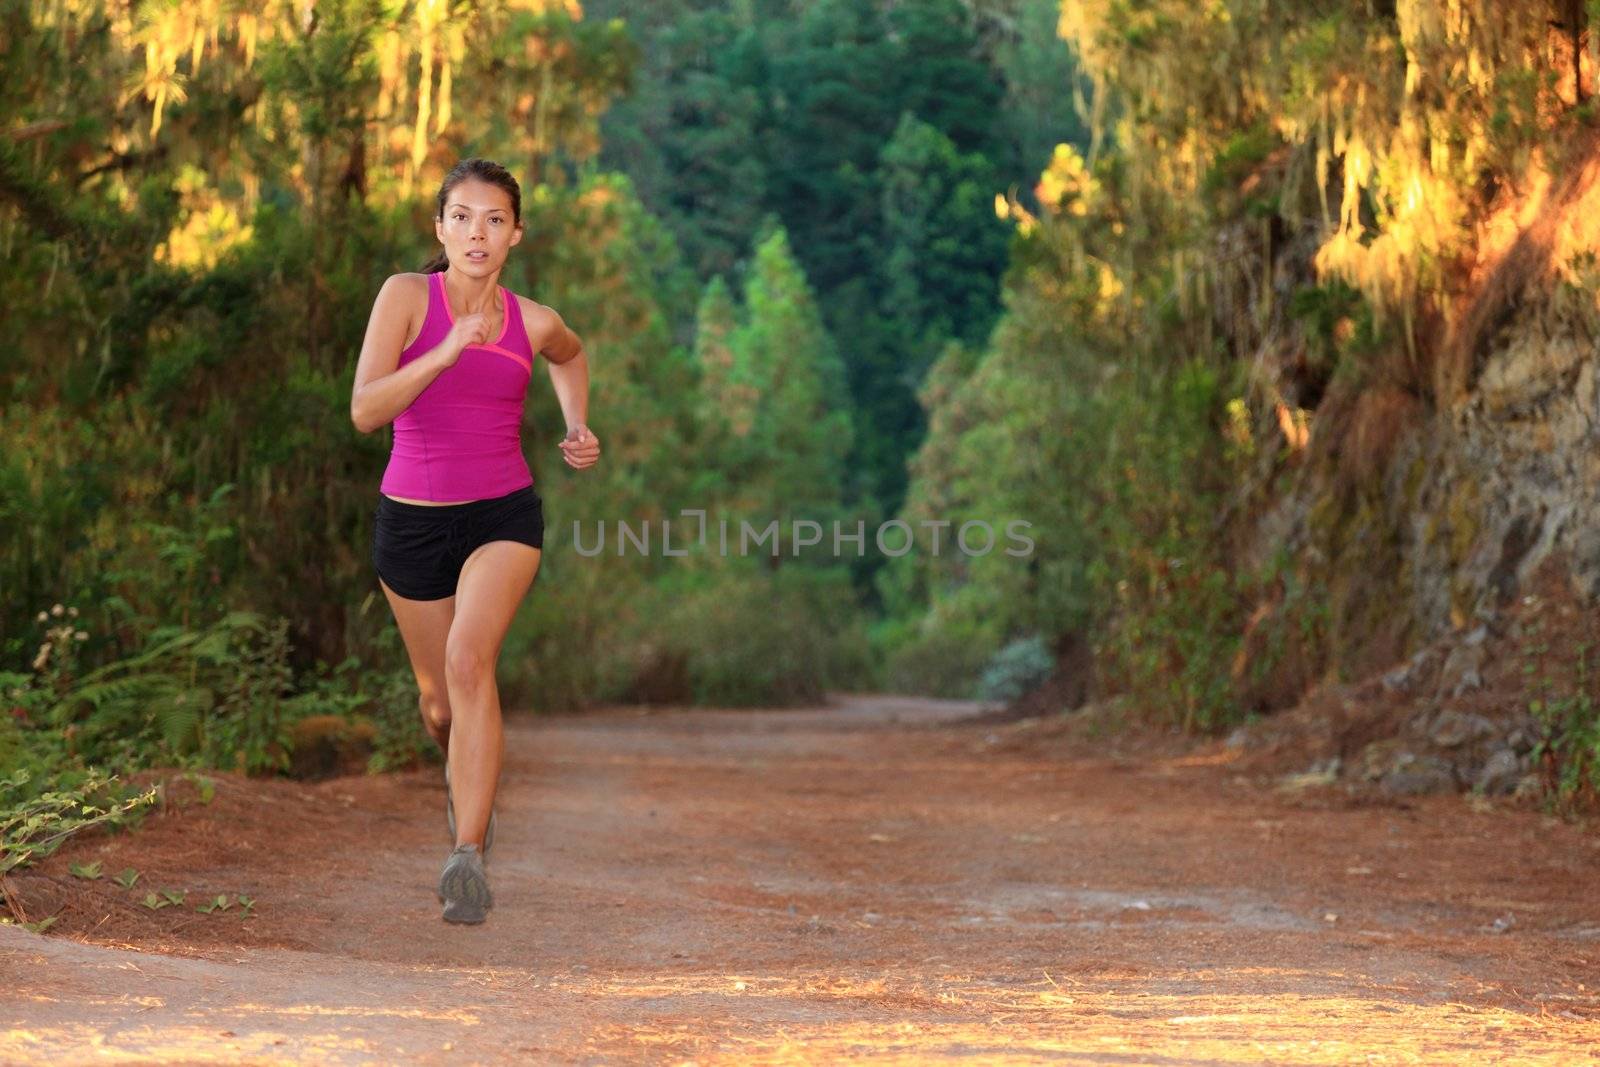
[5,694,1600,1065]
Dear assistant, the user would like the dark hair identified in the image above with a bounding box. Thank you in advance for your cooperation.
[419,158,522,273]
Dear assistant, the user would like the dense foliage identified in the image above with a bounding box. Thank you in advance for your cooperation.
[891,0,1600,747]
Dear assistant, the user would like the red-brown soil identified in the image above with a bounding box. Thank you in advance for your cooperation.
[4,694,1599,1064]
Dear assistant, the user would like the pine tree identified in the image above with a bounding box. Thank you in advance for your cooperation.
[880,112,1010,355]
[596,6,769,279]
[725,227,853,549]
[762,0,899,300]
[689,275,755,505]
[885,0,1005,160]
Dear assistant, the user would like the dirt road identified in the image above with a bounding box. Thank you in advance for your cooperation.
[5,694,1600,1064]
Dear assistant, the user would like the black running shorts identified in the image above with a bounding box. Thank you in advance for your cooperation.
[372,484,544,601]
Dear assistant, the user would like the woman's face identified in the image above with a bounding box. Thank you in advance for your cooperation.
[434,178,522,275]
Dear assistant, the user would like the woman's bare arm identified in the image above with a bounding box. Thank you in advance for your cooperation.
[521,297,589,432]
[350,274,478,434]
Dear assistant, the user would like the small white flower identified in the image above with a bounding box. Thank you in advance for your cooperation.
[74,631,88,642]
[50,604,64,617]
[35,611,47,623]
[31,644,50,671]
[67,606,79,618]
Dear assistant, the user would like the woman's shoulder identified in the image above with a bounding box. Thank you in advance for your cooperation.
[376,272,430,305]
[509,291,564,341]
[384,271,432,292]
[505,289,553,316]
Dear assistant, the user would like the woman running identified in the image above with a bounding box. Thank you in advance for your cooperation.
[350,157,600,924]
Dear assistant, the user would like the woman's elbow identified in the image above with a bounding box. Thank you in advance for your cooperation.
[350,395,377,434]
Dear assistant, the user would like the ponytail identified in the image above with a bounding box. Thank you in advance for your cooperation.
[420,247,450,273]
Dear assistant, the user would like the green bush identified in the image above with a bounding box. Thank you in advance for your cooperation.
[4,594,426,788]
[0,768,157,875]
[35,611,296,776]
[880,616,998,700]
[1529,641,1600,810]
[348,635,438,773]
[978,634,1055,704]
[639,564,875,707]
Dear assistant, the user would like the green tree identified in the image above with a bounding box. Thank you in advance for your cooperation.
[886,0,1005,160]
[996,0,1093,206]
[723,227,853,551]
[762,0,899,298]
[596,5,769,279]
[689,274,747,499]
[881,112,1011,350]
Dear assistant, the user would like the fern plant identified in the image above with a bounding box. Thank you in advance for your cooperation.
[43,611,294,775]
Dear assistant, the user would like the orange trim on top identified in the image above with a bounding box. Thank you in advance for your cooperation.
[478,344,532,374]
[436,270,512,348]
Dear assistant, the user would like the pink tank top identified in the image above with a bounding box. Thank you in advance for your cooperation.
[379,270,537,502]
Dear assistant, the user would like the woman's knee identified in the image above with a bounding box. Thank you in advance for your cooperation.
[444,639,493,691]
[417,691,452,731]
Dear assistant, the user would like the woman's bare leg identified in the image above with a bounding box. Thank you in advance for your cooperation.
[379,579,456,755]
[445,540,541,849]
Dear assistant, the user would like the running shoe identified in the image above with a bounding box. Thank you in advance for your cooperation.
[444,762,495,858]
[437,842,493,924]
